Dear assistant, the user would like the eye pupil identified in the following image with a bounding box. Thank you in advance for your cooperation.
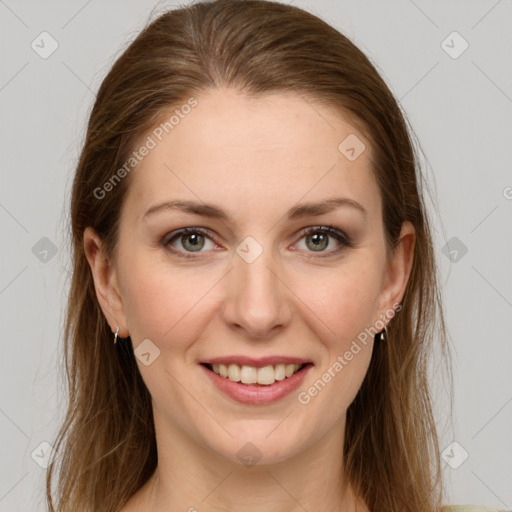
[182,233,204,251]
[307,233,328,251]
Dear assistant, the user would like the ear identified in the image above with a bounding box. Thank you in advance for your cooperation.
[377,221,415,319]
[83,227,129,338]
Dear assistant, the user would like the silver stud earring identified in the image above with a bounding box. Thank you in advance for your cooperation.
[114,325,119,345]
[379,326,388,342]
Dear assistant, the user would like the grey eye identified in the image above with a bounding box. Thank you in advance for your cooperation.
[180,233,206,252]
[305,232,329,251]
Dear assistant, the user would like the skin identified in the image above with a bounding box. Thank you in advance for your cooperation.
[84,87,414,512]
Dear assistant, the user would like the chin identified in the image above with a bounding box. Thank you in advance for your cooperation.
[200,423,312,468]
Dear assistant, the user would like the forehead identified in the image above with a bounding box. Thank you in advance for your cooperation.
[122,88,380,225]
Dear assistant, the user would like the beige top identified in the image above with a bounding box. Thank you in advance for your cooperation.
[442,506,509,511]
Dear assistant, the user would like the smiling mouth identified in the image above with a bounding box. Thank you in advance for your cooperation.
[201,362,312,386]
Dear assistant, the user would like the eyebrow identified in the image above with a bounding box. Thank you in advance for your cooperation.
[142,197,367,223]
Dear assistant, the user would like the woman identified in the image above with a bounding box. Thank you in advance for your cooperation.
[45,1,499,511]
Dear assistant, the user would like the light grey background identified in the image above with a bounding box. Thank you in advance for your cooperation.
[1,0,511,510]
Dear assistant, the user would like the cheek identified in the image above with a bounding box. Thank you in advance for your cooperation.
[119,254,220,351]
[294,268,378,418]
[293,261,382,343]
[290,265,379,411]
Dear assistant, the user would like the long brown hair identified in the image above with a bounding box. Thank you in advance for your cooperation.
[47,1,453,510]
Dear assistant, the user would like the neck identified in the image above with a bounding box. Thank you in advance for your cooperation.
[131,408,367,512]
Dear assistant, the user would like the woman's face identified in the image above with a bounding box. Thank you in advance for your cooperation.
[86,87,413,466]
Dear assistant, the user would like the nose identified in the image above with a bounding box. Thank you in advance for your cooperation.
[221,245,292,339]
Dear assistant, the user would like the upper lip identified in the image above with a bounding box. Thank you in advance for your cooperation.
[201,356,313,368]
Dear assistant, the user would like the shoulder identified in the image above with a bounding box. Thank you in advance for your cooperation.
[442,506,510,512]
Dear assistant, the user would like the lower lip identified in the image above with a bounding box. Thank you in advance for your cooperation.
[200,364,313,405]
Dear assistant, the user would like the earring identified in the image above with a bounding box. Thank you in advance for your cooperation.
[379,326,388,342]
[114,325,119,345]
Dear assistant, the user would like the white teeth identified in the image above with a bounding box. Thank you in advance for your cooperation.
[209,362,303,385]
[257,365,275,385]
[241,365,258,384]
[285,364,296,378]
[227,364,241,382]
[274,364,286,381]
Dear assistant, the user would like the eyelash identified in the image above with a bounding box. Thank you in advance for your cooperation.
[162,226,353,260]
